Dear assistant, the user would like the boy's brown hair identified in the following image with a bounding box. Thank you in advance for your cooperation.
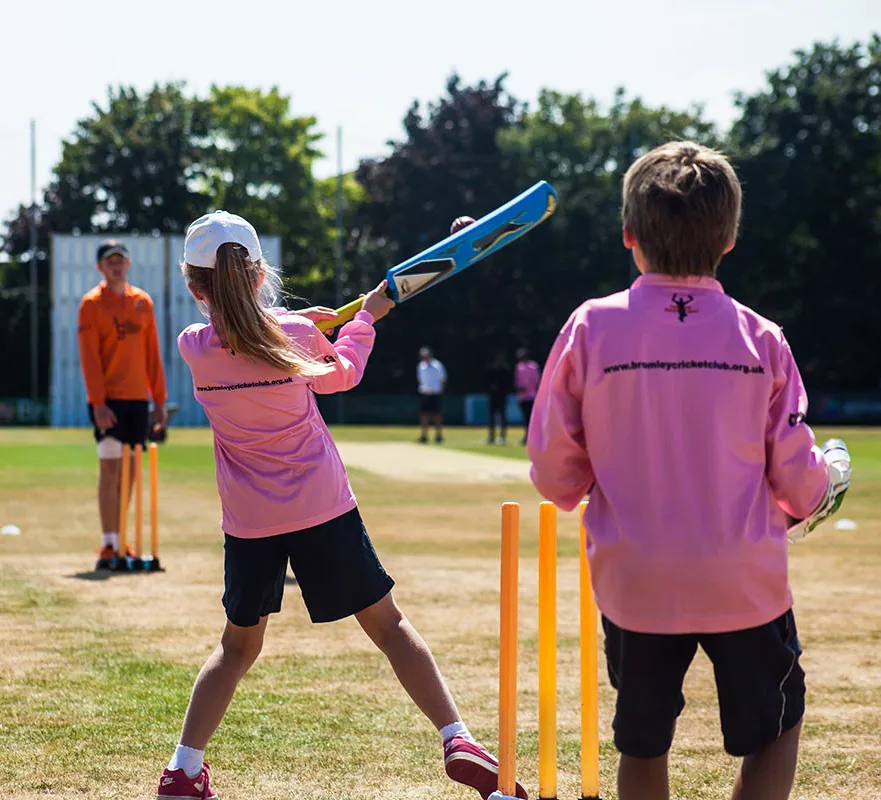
[622,141,742,276]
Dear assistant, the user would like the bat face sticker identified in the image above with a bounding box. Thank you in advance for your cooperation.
[467,194,557,262]
[391,258,456,299]
[470,221,530,257]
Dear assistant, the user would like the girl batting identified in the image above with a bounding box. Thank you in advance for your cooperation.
[156,211,526,800]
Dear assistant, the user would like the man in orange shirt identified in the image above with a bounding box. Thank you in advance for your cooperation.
[78,240,168,569]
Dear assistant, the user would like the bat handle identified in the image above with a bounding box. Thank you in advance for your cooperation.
[315,288,397,333]
[315,298,365,333]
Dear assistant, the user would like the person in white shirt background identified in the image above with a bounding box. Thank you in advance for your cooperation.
[417,346,446,444]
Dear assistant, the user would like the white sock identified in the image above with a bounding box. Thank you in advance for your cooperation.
[102,532,119,549]
[440,721,474,744]
[168,744,205,779]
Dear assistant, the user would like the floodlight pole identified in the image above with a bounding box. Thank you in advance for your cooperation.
[29,119,39,402]
[335,126,345,425]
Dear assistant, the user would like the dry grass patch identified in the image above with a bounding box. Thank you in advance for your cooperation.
[0,427,879,798]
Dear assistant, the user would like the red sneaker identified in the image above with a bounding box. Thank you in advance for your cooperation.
[95,545,116,570]
[444,736,528,799]
[156,763,218,800]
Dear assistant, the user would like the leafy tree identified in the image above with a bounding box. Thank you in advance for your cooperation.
[1,83,341,395]
[351,78,715,394]
[353,74,523,392]
[500,88,717,334]
[199,86,336,293]
[47,83,210,233]
[727,36,881,389]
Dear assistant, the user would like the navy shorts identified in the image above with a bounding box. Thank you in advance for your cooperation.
[222,508,395,627]
[419,394,442,414]
[88,399,150,448]
[603,610,805,758]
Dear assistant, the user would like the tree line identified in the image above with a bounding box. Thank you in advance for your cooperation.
[2,36,879,399]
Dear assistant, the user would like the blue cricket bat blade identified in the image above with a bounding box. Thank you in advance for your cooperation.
[387,180,557,303]
[315,181,557,332]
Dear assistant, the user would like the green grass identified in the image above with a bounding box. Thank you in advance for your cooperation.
[0,425,879,799]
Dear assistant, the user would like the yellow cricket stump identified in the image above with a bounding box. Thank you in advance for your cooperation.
[118,444,132,557]
[498,502,520,797]
[149,443,160,561]
[579,502,601,800]
[494,501,602,800]
[538,502,558,799]
[134,444,144,558]
[113,442,161,571]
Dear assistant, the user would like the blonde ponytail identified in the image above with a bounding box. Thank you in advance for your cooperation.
[183,244,330,376]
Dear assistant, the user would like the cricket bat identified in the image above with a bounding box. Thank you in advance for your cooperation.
[316,181,557,332]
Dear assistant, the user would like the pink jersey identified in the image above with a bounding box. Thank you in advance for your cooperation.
[178,310,376,538]
[514,360,541,401]
[528,273,829,634]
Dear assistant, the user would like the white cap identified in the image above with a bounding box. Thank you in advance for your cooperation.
[184,211,262,268]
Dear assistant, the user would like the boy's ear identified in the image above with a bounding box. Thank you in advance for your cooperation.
[622,226,638,250]
[723,239,736,255]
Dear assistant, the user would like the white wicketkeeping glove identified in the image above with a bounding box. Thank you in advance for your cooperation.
[787,439,852,542]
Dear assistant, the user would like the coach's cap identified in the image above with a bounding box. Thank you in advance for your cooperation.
[96,240,130,261]
[184,210,262,269]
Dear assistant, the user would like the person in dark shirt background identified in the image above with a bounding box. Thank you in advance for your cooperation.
[486,352,513,445]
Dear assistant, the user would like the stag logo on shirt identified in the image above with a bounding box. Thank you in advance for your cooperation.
[665,293,698,322]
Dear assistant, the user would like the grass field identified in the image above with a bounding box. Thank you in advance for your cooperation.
[0,426,879,800]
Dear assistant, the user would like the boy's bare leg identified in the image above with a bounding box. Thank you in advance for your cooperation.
[419,413,429,440]
[356,591,460,730]
[731,721,801,800]
[618,753,670,800]
[179,618,268,749]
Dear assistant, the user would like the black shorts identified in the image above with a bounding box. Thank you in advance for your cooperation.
[489,393,507,414]
[419,394,442,414]
[603,610,805,758]
[222,507,395,627]
[88,399,150,448]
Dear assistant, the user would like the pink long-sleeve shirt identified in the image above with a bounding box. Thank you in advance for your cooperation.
[178,310,376,538]
[515,360,541,401]
[528,273,829,634]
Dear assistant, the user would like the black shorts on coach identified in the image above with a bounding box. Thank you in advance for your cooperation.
[222,507,395,627]
[603,610,805,759]
[88,399,150,447]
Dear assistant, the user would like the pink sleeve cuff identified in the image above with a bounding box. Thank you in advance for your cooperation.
[354,310,375,325]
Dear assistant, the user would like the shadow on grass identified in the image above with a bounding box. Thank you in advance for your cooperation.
[67,569,166,581]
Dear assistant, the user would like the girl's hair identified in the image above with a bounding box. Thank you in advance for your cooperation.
[183,243,331,377]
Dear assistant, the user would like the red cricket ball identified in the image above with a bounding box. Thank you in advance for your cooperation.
[450,216,476,234]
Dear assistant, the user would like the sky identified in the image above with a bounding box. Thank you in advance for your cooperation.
[1,0,878,223]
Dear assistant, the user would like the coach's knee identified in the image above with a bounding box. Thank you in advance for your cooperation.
[98,446,122,482]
